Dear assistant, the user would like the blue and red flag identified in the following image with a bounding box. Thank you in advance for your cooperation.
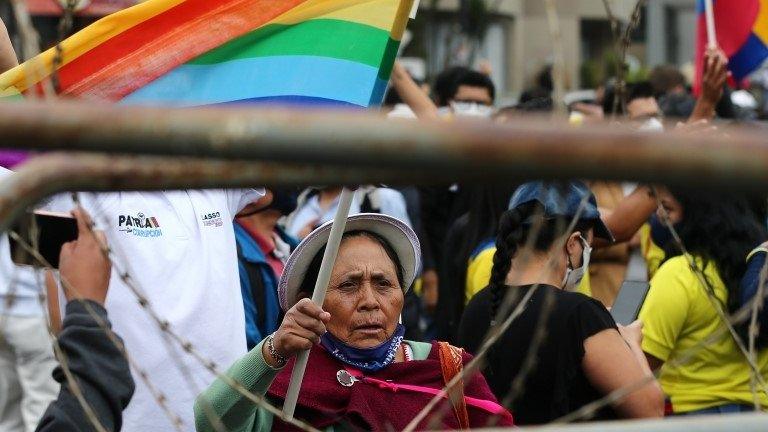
[695,0,768,93]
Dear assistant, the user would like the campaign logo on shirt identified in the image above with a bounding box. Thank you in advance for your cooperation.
[201,211,223,228]
[118,212,163,238]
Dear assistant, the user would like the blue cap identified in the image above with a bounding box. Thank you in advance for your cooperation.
[508,181,614,242]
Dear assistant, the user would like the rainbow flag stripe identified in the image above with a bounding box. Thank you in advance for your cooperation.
[729,0,768,79]
[697,0,768,81]
[0,0,412,107]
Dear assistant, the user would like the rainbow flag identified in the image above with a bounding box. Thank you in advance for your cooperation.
[0,0,413,107]
[695,0,768,92]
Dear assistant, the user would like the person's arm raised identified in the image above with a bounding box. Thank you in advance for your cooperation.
[36,208,135,432]
[194,298,331,431]
[389,61,439,120]
[59,208,111,304]
[595,185,657,248]
[689,48,728,123]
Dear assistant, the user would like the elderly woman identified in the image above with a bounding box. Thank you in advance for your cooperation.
[195,214,512,431]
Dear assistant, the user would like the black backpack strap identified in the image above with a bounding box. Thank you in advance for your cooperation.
[237,241,268,330]
[360,189,381,214]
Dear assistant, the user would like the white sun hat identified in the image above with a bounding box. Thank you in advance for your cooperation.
[277,213,421,311]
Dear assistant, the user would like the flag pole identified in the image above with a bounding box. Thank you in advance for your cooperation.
[704,0,718,48]
[282,187,356,419]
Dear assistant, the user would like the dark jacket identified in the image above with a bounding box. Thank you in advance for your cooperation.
[36,300,135,432]
[234,222,298,349]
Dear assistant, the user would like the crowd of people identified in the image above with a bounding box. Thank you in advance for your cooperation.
[2,14,768,432]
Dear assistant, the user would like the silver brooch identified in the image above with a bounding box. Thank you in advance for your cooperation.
[336,370,358,387]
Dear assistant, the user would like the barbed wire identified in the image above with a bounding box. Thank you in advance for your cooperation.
[8,0,54,97]
[653,189,768,397]
[11,229,107,432]
[3,185,768,430]
[405,192,593,431]
[51,0,77,93]
[614,0,647,115]
[425,206,556,430]
[543,0,565,116]
[8,193,233,431]
[0,262,22,334]
[74,192,232,431]
[11,210,256,432]
[550,187,768,423]
[748,244,768,409]
[7,228,185,431]
[600,0,623,109]
[554,280,768,423]
[2,4,249,426]
[0,2,764,429]
[79,192,321,432]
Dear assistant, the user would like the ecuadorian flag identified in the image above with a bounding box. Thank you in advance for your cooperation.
[0,0,413,107]
[696,0,768,89]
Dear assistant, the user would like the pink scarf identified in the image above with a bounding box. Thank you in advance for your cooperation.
[267,341,513,431]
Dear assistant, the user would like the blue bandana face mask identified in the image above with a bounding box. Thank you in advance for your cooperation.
[649,214,681,248]
[320,324,406,373]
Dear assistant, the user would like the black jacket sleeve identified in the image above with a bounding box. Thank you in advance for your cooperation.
[36,300,135,432]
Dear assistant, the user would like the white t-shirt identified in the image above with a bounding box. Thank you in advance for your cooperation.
[47,188,262,431]
[0,166,45,316]
[286,188,412,238]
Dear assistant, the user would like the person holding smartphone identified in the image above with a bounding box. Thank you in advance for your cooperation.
[0,166,58,432]
[36,208,135,431]
[458,181,663,425]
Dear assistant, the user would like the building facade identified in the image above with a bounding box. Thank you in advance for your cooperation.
[410,0,697,101]
[646,0,697,67]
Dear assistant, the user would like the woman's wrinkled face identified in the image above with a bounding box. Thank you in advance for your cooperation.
[323,235,403,349]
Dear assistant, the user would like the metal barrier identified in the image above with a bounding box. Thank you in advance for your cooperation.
[1,101,768,430]
[0,102,768,188]
[1,102,768,230]
[510,412,768,432]
[0,153,418,233]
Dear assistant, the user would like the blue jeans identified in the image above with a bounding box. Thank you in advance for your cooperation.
[681,404,755,415]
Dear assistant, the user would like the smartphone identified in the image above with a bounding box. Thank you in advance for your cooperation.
[8,211,78,268]
[610,280,651,326]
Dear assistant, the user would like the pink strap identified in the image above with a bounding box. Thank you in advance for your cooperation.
[344,367,510,417]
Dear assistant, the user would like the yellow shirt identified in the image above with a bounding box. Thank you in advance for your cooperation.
[639,255,768,413]
[464,246,591,304]
[640,223,665,279]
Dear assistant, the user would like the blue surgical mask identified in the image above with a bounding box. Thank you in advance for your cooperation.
[320,324,406,373]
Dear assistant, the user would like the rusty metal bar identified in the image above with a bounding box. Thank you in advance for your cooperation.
[1,102,768,190]
[508,412,768,432]
[0,109,767,431]
[0,152,428,233]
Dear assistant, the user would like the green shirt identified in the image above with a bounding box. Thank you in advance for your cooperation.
[194,340,433,432]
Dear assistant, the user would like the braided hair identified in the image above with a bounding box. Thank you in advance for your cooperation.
[489,207,524,326]
[489,202,594,326]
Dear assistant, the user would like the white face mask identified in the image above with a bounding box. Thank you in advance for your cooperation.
[449,101,494,118]
[638,117,664,132]
[561,235,592,291]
